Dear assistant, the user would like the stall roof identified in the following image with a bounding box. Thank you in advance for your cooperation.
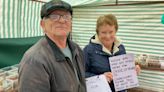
[31,0,164,6]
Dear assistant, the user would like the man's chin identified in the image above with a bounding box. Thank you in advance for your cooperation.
[54,34,69,38]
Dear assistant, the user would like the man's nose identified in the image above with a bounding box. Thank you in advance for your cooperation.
[58,16,66,23]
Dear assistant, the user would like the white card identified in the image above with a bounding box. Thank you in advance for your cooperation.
[86,75,112,92]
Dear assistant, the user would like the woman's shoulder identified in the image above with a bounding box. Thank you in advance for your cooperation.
[83,43,97,52]
[117,44,126,54]
[119,44,126,50]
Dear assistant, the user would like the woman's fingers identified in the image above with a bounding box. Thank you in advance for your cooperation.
[104,72,113,82]
[135,65,141,75]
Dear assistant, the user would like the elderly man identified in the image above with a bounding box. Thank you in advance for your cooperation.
[18,0,86,92]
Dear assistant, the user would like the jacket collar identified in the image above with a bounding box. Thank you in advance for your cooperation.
[91,34,122,55]
[46,36,78,62]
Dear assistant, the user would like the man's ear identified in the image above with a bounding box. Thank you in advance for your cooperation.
[40,20,46,31]
[40,20,47,34]
[40,20,44,28]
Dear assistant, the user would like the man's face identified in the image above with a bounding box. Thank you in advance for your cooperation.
[41,10,72,38]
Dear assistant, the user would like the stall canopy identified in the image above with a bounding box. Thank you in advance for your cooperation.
[35,0,164,6]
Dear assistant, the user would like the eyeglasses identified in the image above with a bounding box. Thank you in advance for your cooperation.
[47,14,72,22]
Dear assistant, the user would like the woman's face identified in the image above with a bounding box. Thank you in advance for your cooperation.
[98,24,116,48]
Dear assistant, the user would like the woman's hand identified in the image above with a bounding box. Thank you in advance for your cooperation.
[104,72,113,83]
[135,65,141,75]
[103,65,140,83]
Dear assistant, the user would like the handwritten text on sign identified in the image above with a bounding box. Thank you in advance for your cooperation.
[109,53,139,91]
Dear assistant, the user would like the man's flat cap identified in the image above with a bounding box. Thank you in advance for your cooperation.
[41,0,72,19]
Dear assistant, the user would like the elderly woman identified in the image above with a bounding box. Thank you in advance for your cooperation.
[83,14,140,92]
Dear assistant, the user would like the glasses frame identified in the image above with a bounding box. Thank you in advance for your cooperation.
[46,14,72,22]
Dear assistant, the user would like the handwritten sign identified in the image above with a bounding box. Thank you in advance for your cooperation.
[109,53,139,91]
[86,75,112,92]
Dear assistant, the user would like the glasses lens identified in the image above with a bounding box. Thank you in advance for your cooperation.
[48,15,60,21]
[63,15,72,21]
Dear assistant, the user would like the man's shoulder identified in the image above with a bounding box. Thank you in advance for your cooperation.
[24,38,49,57]
[20,38,51,66]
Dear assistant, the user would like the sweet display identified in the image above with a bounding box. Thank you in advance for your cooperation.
[135,54,164,70]
[0,65,18,92]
